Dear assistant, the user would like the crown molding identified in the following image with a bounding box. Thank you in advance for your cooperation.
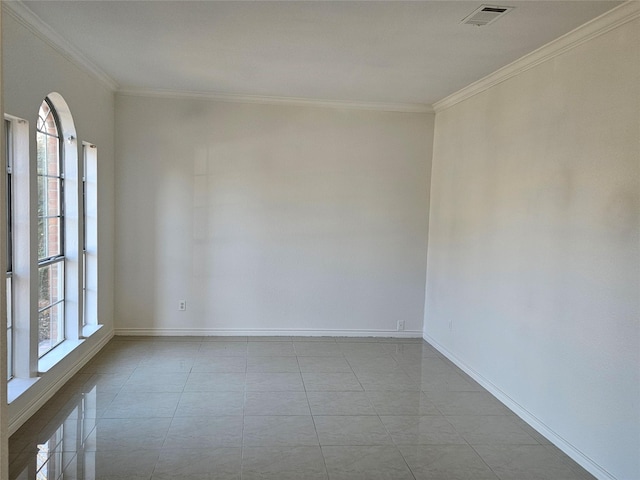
[117,88,434,114]
[2,1,119,91]
[3,0,431,113]
[433,1,640,112]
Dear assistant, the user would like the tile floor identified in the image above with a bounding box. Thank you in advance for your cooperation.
[9,336,595,479]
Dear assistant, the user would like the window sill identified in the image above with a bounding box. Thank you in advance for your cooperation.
[39,324,103,373]
[8,324,103,403]
[82,323,103,339]
[8,377,40,404]
[38,338,86,373]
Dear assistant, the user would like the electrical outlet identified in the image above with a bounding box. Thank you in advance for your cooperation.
[397,320,405,331]
[178,300,187,311]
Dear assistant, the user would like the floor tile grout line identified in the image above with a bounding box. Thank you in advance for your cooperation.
[240,342,249,480]
[300,353,331,479]
[375,400,419,480]
[467,442,508,480]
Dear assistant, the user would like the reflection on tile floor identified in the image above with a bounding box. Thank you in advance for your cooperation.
[9,336,596,479]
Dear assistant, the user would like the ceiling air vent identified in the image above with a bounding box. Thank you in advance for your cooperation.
[461,5,514,26]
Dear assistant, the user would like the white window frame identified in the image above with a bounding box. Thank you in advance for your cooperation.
[5,114,35,383]
[6,118,14,380]
[36,98,66,358]
[37,94,82,371]
[81,142,98,335]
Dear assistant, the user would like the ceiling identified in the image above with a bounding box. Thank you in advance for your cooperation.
[20,0,622,108]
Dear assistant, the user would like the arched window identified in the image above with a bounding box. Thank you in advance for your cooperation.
[36,98,65,357]
[7,92,99,397]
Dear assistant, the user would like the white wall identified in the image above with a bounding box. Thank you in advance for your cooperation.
[3,11,115,428]
[424,14,639,480]
[115,95,433,336]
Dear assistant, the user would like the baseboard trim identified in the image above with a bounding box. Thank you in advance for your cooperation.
[114,327,423,338]
[423,333,615,480]
[8,329,114,435]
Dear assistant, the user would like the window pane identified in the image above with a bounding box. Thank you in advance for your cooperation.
[7,275,12,379]
[39,262,64,310]
[82,251,87,327]
[37,100,51,132]
[47,217,62,258]
[38,216,45,259]
[36,132,46,175]
[37,176,61,217]
[38,217,62,260]
[36,133,60,177]
[46,135,60,175]
[6,276,12,329]
[39,301,64,357]
[7,328,12,381]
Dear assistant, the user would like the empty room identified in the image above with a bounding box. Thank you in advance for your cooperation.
[0,1,638,479]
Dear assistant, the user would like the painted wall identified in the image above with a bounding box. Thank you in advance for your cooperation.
[424,16,639,480]
[115,95,432,336]
[3,12,115,428]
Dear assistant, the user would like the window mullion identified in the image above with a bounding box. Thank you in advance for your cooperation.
[38,255,64,268]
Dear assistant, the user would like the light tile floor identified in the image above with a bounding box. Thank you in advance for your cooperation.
[9,336,595,480]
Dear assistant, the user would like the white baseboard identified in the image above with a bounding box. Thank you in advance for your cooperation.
[423,333,615,480]
[8,329,114,435]
[114,327,423,338]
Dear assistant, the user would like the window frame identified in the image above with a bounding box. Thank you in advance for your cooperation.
[4,114,32,384]
[6,118,14,380]
[81,142,98,334]
[36,97,66,358]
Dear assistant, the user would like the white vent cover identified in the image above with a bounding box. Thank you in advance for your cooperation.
[461,5,514,26]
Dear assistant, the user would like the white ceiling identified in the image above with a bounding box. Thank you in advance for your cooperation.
[20,0,622,107]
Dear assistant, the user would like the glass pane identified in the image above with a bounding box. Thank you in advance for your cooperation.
[6,275,11,329]
[46,135,60,175]
[38,101,59,138]
[6,275,12,379]
[82,251,87,327]
[7,328,12,380]
[39,262,64,310]
[38,301,64,357]
[36,131,60,177]
[38,217,62,260]
[37,101,51,132]
[38,215,45,259]
[36,132,59,177]
[47,217,62,258]
[37,174,44,216]
[37,176,61,218]
[37,131,46,175]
